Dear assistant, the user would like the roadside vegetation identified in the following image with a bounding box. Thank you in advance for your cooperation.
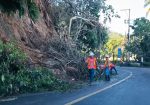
[1,0,150,99]
[0,0,119,97]
[0,41,72,97]
[0,0,39,21]
[125,17,150,67]
[103,32,125,62]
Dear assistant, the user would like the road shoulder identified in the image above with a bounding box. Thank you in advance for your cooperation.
[0,67,132,105]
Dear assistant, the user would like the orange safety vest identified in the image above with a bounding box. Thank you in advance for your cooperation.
[109,63,115,68]
[86,57,97,69]
[104,60,110,68]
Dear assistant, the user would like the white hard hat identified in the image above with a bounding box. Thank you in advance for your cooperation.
[105,55,109,58]
[89,52,94,56]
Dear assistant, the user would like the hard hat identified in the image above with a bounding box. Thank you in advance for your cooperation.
[105,55,109,58]
[89,51,94,56]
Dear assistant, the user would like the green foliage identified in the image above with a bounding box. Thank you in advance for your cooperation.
[126,17,150,62]
[125,38,143,56]
[0,41,27,96]
[0,0,39,21]
[50,0,118,27]
[0,67,71,96]
[77,24,108,52]
[27,0,39,21]
[0,41,71,97]
[0,0,24,15]
[104,32,125,57]
[143,61,150,67]
[15,68,71,93]
[79,30,98,50]
[84,0,102,18]
[49,0,116,52]
[0,41,27,74]
[133,17,150,37]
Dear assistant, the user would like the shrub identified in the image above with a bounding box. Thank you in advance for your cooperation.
[0,41,27,74]
[27,0,39,21]
[143,62,150,67]
[15,68,71,93]
[0,41,27,96]
[0,0,23,15]
[130,63,141,67]
[0,41,71,97]
[0,0,39,21]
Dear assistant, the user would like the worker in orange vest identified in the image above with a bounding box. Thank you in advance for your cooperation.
[104,55,110,81]
[86,51,97,83]
[109,63,118,74]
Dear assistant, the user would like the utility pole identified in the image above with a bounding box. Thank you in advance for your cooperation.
[120,9,131,42]
[127,9,131,43]
[120,9,131,62]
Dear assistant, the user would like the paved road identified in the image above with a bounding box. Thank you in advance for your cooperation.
[74,67,150,105]
[0,67,150,105]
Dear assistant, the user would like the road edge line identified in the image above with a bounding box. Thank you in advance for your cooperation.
[0,97,18,102]
[65,71,133,105]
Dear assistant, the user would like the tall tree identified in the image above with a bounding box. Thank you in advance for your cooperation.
[104,32,125,60]
[126,17,150,62]
[48,0,118,52]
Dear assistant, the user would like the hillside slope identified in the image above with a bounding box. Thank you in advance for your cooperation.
[0,0,82,78]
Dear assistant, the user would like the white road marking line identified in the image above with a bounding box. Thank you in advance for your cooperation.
[65,71,133,105]
[0,97,18,102]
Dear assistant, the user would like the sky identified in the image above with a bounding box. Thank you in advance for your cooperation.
[101,0,148,34]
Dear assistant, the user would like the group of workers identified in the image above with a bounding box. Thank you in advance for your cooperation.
[86,51,118,83]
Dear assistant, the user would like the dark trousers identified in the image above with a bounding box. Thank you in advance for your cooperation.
[105,67,110,81]
[89,69,95,82]
[110,67,118,74]
[105,75,110,81]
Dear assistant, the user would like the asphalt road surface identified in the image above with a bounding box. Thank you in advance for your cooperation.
[74,67,150,105]
[1,67,150,105]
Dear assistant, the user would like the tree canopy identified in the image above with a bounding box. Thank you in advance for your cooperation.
[126,17,150,62]
[103,32,125,59]
[49,0,118,52]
